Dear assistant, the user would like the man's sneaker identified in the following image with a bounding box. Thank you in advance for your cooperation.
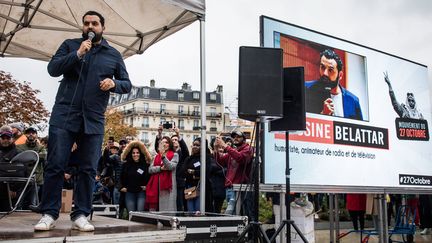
[72,215,95,232]
[34,214,56,231]
[421,228,430,235]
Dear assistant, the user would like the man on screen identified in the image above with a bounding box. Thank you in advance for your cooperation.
[305,49,363,120]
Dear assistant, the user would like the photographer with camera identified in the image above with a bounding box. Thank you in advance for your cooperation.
[214,131,253,218]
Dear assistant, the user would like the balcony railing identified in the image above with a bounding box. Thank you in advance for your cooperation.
[122,107,222,118]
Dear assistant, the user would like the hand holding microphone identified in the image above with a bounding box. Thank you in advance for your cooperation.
[321,98,334,115]
[77,31,95,58]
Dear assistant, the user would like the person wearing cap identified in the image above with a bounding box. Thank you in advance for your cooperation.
[17,127,47,209]
[214,131,253,218]
[9,122,26,145]
[0,125,18,162]
[0,125,19,211]
[107,141,123,204]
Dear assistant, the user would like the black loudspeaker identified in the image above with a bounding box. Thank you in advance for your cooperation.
[269,67,306,131]
[238,46,283,122]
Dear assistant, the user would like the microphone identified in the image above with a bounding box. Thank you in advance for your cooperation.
[87,31,95,42]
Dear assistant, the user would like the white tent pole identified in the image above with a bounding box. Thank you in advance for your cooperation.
[199,15,207,213]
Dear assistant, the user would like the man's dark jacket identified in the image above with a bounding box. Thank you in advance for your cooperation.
[305,80,363,120]
[48,37,132,134]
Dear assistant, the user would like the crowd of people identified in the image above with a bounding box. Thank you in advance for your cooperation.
[1,120,254,224]
[0,123,47,211]
[2,121,432,237]
[92,124,253,219]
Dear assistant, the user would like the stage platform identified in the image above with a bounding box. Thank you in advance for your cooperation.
[0,212,185,242]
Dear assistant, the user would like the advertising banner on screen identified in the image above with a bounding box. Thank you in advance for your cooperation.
[261,16,431,188]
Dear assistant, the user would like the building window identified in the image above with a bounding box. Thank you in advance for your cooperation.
[160,117,166,125]
[193,106,199,116]
[143,103,149,112]
[129,117,133,126]
[193,92,200,100]
[160,89,167,99]
[143,87,150,98]
[210,107,217,117]
[193,135,199,141]
[142,117,149,128]
[178,105,184,115]
[141,132,149,143]
[178,91,184,101]
[178,119,184,129]
[193,119,200,130]
[210,93,217,101]
[131,87,138,98]
[160,104,166,114]
[210,121,217,132]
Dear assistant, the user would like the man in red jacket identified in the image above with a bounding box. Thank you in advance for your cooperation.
[214,131,252,218]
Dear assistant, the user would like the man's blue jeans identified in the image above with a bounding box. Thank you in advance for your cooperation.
[40,125,103,220]
[225,188,236,214]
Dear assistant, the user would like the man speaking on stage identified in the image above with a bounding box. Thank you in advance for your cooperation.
[34,10,131,231]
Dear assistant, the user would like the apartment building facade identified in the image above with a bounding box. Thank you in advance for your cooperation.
[108,80,228,149]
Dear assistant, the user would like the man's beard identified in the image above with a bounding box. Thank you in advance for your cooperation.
[27,137,36,145]
[233,140,243,147]
[82,31,103,43]
[319,74,339,90]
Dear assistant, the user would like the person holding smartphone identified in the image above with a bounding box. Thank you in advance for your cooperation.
[146,136,178,211]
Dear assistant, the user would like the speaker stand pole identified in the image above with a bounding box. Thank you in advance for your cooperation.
[236,119,270,243]
[270,131,308,243]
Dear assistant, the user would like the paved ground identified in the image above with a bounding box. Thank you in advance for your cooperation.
[1,212,431,242]
[315,229,431,243]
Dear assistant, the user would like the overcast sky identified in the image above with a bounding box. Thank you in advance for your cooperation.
[1,0,431,117]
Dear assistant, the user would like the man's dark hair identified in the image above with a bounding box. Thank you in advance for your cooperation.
[171,134,179,139]
[320,49,343,72]
[82,10,105,27]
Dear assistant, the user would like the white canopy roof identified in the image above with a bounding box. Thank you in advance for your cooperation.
[0,0,205,61]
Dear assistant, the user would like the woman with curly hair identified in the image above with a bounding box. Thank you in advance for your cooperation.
[120,141,152,212]
[146,136,178,211]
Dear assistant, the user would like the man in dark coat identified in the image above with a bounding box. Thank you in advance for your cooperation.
[34,10,131,232]
[0,125,19,211]
[305,49,363,120]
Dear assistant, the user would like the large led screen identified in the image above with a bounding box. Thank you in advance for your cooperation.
[262,16,432,188]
